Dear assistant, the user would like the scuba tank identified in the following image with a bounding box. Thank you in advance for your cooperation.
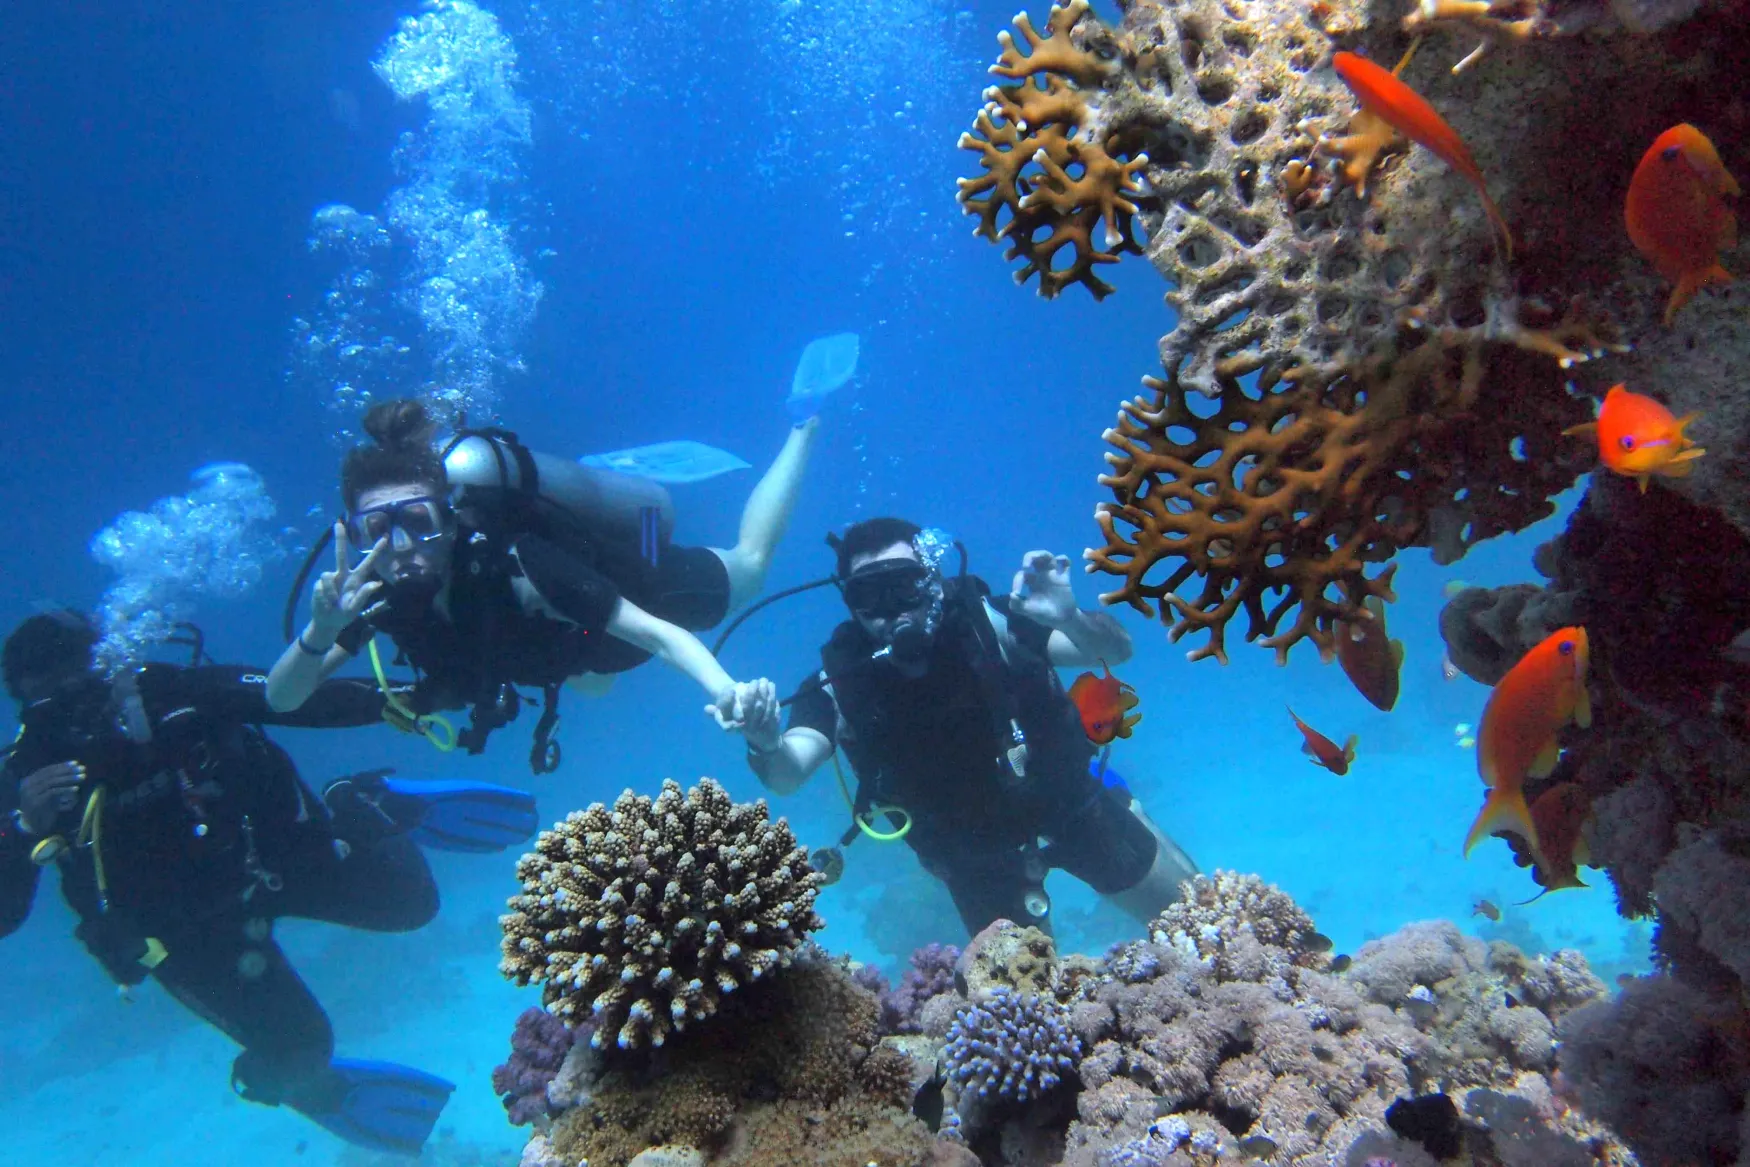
[442,433,675,547]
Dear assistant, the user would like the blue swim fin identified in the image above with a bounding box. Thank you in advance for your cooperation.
[300,1058,454,1155]
[380,777,539,853]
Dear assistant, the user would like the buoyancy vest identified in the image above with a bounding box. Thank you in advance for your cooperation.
[817,577,1096,858]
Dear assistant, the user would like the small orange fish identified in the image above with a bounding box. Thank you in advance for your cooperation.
[1473,898,1501,922]
[1464,627,1591,858]
[1288,706,1357,775]
[1068,660,1141,744]
[1625,124,1740,324]
[1331,50,1513,259]
[1335,595,1404,712]
[1563,384,1703,492]
[1521,782,1593,898]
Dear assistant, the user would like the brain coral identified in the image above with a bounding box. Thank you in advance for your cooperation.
[499,777,825,1049]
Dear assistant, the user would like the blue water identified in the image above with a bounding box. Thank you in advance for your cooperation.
[0,2,1646,1163]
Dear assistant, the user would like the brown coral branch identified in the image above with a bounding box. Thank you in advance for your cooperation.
[1402,0,1553,73]
[989,0,1117,87]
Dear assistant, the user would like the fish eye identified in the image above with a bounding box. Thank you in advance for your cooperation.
[1558,640,1574,656]
[1661,144,1681,161]
[1619,435,1636,450]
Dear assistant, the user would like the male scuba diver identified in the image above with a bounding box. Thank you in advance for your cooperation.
[0,611,537,1154]
[732,518,1199,937]
[266,397,816,768]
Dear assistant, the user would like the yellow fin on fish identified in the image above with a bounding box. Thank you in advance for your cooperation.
[1529,738,1562,779]
[1464,786,1540,857]
[1575,685,1592,729]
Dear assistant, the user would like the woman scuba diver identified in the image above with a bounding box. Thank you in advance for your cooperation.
[266,398,810,768]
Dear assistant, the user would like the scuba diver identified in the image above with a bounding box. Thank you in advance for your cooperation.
[266,397,819,768]
[0,610,537,1154]
[731,518,1199,937]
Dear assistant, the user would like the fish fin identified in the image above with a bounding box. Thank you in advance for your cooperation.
[1561,421,1597,440]
[1529,738,1562,778]
[1464,786,1540,857]
[1636,474,1651,493]
[1391,639,1405,668]
[1664,264,1731,323]
[1574,834,1593,868]
[1575,685,1592,729]
[1671,413,1701,439]
[1343,735,1359,764]
[1479,188,1514,263]
[1660,449,1704,476]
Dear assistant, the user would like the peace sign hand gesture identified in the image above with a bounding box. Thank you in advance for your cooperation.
[309,523,388,642]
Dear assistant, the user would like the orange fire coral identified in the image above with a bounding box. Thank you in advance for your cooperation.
[1087,302,1609,663]
[956,0,1148,299]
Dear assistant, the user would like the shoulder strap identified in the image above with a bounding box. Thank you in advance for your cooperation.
[951,580,1031,784]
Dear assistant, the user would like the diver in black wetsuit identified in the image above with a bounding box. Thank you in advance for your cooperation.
[265,398,813,769]
[0,611,458,1153]
[734,518,1200,937]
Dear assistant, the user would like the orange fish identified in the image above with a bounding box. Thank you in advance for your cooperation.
[1563,384,1703,492]
[1464,627,1591,858]
[1335,595,1404,712]
[1625,124,1740,324]
[1288,706,1357,775]
[1331,50,1513,260]
[1473,898,1501,922]
[1521,782,1593,898]
[1068,660,1141,744]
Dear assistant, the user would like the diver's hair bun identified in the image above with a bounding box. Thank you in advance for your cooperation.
[362,399,437,453]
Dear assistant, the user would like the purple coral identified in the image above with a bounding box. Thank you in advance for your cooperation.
[943,986,1081,1102]
[879,942,960,1034]
[491,1007,577,1125]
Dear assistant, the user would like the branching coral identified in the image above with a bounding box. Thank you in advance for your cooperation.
[956,1,1146,299]
[1088,302,1607,662]
[494,1007,580,1126]
[944,987,1083,1103]
[499,777,825,1049]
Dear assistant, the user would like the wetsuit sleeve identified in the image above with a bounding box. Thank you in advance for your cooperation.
[0,764,42,939]
[514,535,620,633]
[179,666,389,728]
[333,618,372,656]
[988,594,1056,658]
[785,672,838,745]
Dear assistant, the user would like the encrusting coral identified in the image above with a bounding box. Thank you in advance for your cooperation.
[499,777,825,1049]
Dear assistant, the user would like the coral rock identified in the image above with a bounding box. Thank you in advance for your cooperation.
[499,777,825,1049]
[960,919,1059,998]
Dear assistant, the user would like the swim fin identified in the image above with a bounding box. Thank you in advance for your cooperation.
[299,1057,454,1155]
[380,777,539,853]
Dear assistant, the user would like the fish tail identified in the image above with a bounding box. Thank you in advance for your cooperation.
[1480,188,1514,262]
[1665,264,1730,323]
[1463,785,1540,858]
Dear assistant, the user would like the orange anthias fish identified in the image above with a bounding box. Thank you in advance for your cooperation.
[1625,124,1740,324]
[1331,50,1514,260]
[1464,627,1591,858]
[1069,660,1141,744]
[1563,384,1704,492]
[1288,706,1358,776]
[1335,595,1405,712]
[1520,782,1594,899]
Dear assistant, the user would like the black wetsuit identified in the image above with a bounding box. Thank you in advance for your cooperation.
[786,576,1160,935]
[336,517,732,756]
[0,665,436,1107]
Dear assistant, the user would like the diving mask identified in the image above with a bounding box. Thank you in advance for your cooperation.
[843,560,932,621]
[345,496,453,553]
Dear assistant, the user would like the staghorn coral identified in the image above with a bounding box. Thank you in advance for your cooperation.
[880,943,962,1035]
[943,987,1083,1103]
[499,777,825,1049]
[544,957,939,1167]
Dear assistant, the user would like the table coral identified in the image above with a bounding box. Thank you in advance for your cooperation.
[499,777,825,1049]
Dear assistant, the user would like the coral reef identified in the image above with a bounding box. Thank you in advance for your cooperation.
[493,1007,580,1126]
[879,943,962,1035]
[543,956,940,1167]
[499,778,825,1049]
[943,987,1083,1103]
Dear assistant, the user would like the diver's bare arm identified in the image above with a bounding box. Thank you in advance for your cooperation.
[753,727,833,796]
[1045,608,1133,668]
[265,632,353,712]
[603,597,736,699]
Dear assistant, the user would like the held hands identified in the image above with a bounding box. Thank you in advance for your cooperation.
[308,523,389,643]
[706,678,783,750]
[17,762,85,835]
[1010,550,1078,628]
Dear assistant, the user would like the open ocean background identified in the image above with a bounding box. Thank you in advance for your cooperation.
[0,2,1647,1163]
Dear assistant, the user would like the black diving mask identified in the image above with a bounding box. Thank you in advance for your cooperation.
[842,560,931,622]
[345,496,453,553]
